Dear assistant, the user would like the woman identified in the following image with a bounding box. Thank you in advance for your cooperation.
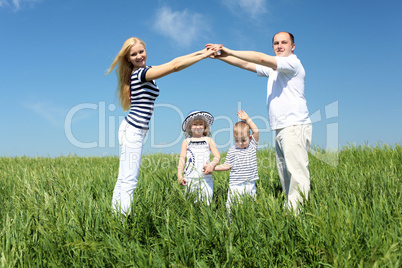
[106,37,216,216]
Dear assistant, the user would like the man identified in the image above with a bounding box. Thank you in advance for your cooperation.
[208,32,312,211]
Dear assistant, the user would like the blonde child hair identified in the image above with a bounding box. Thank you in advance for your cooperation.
[233,121,250,136]
[185,116,211,138]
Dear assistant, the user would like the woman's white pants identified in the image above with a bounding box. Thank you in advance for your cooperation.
[111,120,147,216]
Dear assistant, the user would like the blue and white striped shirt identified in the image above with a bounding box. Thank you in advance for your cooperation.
[224,136,259,186]
[125,66,160,130]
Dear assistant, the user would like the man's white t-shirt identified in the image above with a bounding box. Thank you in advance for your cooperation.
[256,54,311,130]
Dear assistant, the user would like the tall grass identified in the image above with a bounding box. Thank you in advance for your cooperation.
[0,145,400,267]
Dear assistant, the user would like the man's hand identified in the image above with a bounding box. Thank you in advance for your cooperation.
[205,43,225,58]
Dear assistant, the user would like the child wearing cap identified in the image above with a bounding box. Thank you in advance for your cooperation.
[212,110,259,211]
[177,110,220,205]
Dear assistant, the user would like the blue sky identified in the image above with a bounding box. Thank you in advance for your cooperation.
[1,0,401,158]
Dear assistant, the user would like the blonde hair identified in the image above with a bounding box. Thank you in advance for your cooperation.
[105,37,146,111]
[233,121,250,137]
[185,117,211,138]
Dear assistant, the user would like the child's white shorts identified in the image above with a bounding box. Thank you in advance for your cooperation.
[185,175,213,205]
[227,180,256,209]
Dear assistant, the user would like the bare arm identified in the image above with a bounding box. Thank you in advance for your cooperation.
[206,44,256,72]
[238,110,259,143]
[207,44,277,70]
[214,163,231,171]
[227,48,277,70]
[204,138,221,175]
[145,48,216,81]
[217,55,257,73]
[177,139,188,185]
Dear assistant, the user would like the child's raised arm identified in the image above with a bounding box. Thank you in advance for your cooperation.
[237,110,259,143]
[177,139,188,186]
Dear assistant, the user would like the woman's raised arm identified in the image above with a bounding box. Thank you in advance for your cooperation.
[145,48,217,81]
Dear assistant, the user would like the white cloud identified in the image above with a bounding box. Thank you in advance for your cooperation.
[221,0,268,20]
[24,101,67,126]
[153,6,208,47]
[0,0,41,10]
[24,100,99,127]
[12,0,21,9]
[0,0,9,7]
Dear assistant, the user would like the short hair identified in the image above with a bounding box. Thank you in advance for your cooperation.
[272,31,294,45]
[185,116,212,138]
[233,121,250,137]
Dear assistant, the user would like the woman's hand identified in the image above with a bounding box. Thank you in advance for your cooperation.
[205,44,223,58]
[203,45,220,59]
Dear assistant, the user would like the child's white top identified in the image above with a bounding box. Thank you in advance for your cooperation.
[184,137,212,179]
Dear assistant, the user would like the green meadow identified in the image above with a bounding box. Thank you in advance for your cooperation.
[1,145,401,267]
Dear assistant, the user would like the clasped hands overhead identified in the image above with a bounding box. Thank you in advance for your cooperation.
[204,44,231,59]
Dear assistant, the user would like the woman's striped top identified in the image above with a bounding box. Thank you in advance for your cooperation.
[125,66,160,130]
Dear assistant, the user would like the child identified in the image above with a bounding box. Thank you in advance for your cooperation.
[177,110,220,205]
[213,110,259,210]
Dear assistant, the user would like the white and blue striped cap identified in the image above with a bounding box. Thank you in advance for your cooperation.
[182,110,214,132]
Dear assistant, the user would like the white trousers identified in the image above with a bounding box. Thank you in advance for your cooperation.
[112,120,147,216]
[275,124,312,211]
[226,181,256,210]
[185,176,213,205]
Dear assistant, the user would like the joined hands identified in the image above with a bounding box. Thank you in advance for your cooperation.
[205,44,227,59]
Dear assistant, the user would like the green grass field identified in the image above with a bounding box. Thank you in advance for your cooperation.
[1,145,401,267]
